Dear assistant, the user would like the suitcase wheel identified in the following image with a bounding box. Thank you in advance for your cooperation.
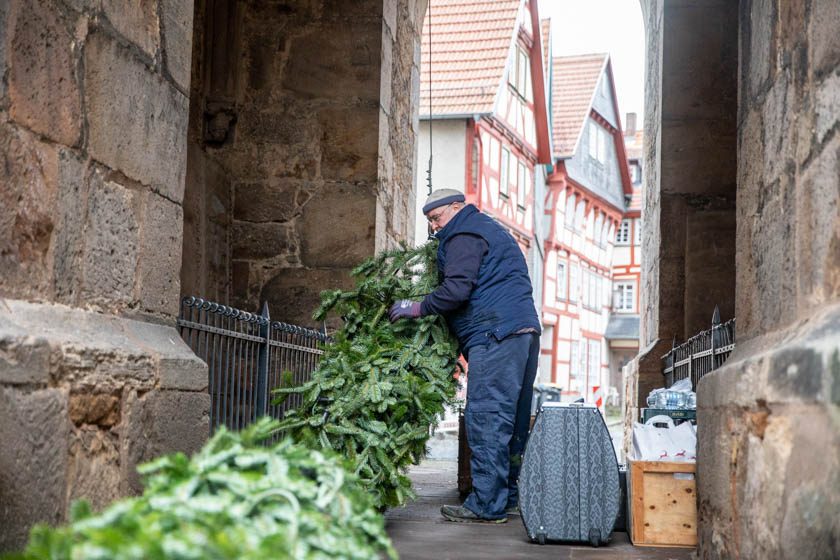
[537,531,546,546]
[588,528,601,547]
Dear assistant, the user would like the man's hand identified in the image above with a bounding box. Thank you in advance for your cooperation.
[388,300,422,322]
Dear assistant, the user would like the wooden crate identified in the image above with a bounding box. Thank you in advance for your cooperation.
[628,460,697,547]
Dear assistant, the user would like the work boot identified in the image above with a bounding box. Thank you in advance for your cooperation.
[440,505,507,524]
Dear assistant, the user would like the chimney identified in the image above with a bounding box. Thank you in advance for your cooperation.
[625,112,637,136]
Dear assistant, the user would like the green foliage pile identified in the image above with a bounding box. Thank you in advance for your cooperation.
[11,419,395,560]
[275,241,461,509]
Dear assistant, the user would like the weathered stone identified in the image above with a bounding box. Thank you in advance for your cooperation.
[121,389,210,494]
[138,192,183,317]
[125,318,208,391]
[260,267,356,328]
[0,123,59,301]
[8,0,81,145]
[748,0,775,97]
[69,391,121,426]
[0,1,9,104]
[815,71,840,145]
[52,149,89,305]
[283,24,382,103]
[761,73,794,185]
[101,0,160,58]
[234,179,307,223]
[810,0,840,79]
[0,335,51,385]
[318,104,380,182]
[161,0,194,91]
[66,425,122,512]
[0,387,70,552]
[79,173,139,310]
[232,221,298,260]
[85,30,189,202]
[299,183,376,268]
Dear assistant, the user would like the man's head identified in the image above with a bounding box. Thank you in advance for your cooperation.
[423,189,466,233]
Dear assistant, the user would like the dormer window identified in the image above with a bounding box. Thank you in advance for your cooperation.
[509,46,532,103]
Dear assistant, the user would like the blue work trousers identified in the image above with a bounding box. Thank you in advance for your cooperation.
[463,332,540,519]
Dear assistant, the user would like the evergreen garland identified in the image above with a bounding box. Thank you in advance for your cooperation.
[274,241,461,509]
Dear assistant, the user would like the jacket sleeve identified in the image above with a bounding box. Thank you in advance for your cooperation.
[420,234,488,316]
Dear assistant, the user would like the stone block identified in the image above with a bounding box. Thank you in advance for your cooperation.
[747,0,775,97]
[79,172,139,310]
[52,149,89,304]
[66,425,122,512]
[299,182,376,268]
[124,319,208,391]
[120,389,210,494]
[0,386,70,552]
[797,133,840,306]
[283,23,382,104]
[101,0,160,58]
[232,221,298,260]
[0,335,51,385]
[260,267,356,328]
[138,192,183,317]
[660,119,736,197]
[684,209,736,334]
[161,0,194,91]
[0,1,8,103]
[761,73,794,185]
[85,30,189,202]
[8,0,81,145]
[234,179,309,223]
[0,123,58,301]
[69,391,121,427]
[815,71,840,146]
[317,104,380,182]
[810,0,840,79]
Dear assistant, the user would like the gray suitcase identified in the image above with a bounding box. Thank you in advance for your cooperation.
[519,402,620,546]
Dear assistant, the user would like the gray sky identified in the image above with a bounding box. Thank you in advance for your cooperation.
[538,0,645,123]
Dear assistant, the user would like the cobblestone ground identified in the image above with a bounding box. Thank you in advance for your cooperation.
[385,458,693,560]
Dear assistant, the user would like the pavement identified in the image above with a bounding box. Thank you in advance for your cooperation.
[385,457,694,560]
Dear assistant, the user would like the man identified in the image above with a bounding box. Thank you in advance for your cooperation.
[389,188,541,523]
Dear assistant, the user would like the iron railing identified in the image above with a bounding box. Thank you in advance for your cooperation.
[662,306,736,389]
[177,296,331,433]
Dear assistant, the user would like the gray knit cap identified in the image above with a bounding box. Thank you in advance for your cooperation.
[422,188,466,214]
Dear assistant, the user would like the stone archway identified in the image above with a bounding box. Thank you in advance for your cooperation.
[180,0,428,328]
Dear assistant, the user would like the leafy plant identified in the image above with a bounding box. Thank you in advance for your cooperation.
[274,241,461,509]
[10,418,395,560]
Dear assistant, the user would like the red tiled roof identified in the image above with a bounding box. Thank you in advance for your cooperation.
[551,53,608,157]
[540,18,551,80]
[420,0,522,117]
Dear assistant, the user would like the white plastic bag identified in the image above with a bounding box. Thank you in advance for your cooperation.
[632,415,696,461]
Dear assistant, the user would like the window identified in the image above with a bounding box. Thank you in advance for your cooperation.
[630,162,641,184]
[635,218,643,245]
[616,219,631,245]
[582,269,602,311]
[569,263,580,303]
[508,154,518,198]
[517,161,527,209]
[500,148,510,196]
[614,282,635,312]
[556,260,567,301]
[594,214,604,247]
[587,339,600,388]
[574,200,586,232]
[588,121,609,165]
[570,341,581,381]
[510,47,531,102]
[565,194,576,229]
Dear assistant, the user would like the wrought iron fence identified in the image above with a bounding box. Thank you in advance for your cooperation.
[661,306,736,389]
[177,296,331,434]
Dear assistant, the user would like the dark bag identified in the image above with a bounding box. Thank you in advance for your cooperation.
[519,402,620,546]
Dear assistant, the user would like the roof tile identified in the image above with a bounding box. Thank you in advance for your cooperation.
[551,53,607,157]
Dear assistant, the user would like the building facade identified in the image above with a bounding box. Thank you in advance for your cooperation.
[539,54,632,405]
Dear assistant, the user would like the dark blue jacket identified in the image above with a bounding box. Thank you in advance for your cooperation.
[428,204,540,351]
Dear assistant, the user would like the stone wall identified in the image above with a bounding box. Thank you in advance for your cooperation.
[696,1,840,557]
[181,0,424,328]
[0,0,209,551]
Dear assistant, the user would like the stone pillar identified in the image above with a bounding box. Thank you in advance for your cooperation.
[627,0,737,450]
[0,0,208,551]
[696,1,840,557]
[181,0,424,329]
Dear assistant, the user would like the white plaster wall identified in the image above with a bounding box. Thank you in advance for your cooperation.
[414,119,468,244]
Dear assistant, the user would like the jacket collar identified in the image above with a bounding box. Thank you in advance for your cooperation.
[435,204,478,242]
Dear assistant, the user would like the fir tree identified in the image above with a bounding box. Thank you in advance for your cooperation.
[274,241,461,509]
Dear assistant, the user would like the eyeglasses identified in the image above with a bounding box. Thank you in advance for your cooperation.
[426,203,453,224]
